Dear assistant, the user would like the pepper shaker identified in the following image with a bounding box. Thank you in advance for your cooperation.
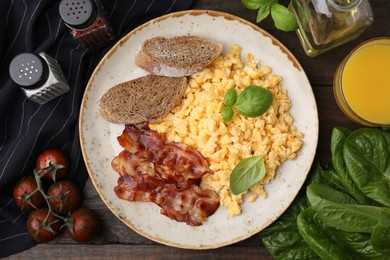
[59,0,114,47]
[9,52,70,105]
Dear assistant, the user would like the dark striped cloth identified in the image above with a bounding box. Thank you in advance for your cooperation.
[0,0,193,257]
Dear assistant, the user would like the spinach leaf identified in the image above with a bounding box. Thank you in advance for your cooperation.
[372,226,390,256]
[260,164,336,260]
[233,85,273,118]
[297,207,355,260]
[261,196,319,260]
[229,156,265,195]
[331,127,377,205]
[260,127,390,259]
[343,128,390,207]
[331,127,352,158]
[307,183,357,206]
[302,182,389,258]
[307,183,390,233]
[331,127,350,178]
[319,166,349,193]
[307,161,346,193]
[371,209,390,256]
[328,228,388,259]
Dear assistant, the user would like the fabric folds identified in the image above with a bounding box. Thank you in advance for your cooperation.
[0,0,194,257]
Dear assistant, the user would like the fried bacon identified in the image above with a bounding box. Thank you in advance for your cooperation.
[115,174,220,226]
[112,123,220,226]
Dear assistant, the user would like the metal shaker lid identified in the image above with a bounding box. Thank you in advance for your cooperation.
[59,0,96,29]
[9,52,47,89]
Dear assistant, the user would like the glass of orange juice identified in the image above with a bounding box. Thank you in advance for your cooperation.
[333,38,390,126]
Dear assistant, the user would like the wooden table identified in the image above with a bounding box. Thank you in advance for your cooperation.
[8,0,390,259]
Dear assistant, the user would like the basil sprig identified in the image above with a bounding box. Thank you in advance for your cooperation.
[230,156,266,195]
[241,0,298,32]
[222,85,273,122]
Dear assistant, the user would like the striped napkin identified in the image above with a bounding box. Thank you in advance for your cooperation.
[0,0,193,257]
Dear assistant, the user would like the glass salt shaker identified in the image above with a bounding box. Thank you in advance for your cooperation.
[289,0,374,56]
[9,52,70,105]
[59,0,114,48]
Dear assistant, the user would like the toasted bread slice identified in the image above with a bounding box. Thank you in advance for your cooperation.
[99,75,187,124]
[135,36,223,77]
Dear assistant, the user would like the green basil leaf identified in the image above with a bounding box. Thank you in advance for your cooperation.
[230,156,265,195]
[234,85,273,118]
[270,3,298,32]
[222,105,234,122]
[241,0,261,10]
[223,88,237,106]
[256,0,273,23]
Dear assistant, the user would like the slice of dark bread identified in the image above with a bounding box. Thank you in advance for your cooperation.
[99,75,187,124]
[135,36,223,77]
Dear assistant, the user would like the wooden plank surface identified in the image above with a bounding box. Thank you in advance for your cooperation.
[7,0,390,259]
[7,244,270,260]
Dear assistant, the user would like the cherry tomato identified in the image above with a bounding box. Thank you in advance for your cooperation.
[26,208,62,242]
[13,176,45,211]
[66,208,103,243]
[36,149,70,181]
[47,180,81,214]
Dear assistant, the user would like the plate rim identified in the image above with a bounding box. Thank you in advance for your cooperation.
[79,9,319,249]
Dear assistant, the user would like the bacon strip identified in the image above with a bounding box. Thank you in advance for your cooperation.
[112,123,220,226]
[114,174,220,226]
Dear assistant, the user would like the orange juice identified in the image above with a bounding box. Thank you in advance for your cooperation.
[334,38,390,126]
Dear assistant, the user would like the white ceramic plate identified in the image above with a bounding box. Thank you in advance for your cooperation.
[79,10,318,249]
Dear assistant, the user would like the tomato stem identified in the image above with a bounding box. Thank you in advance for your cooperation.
[30,167,69,222]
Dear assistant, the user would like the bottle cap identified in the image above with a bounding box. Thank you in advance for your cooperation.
[59,0,96,29]
[9,52,48,89]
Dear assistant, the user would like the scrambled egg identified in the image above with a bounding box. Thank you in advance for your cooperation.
[149,44,303,216]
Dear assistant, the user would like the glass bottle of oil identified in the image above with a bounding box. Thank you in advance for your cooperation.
[289,0,373,56]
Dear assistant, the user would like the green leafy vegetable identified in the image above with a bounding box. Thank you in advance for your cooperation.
[371,218,390,256]
[270,3,299,32]
[307,184,384,233]
[297,207,355,260]
[326,226,387,259]
[318,166,348,193]
[260,127,390,259]
[343,128,390,207]
[221,85,273,122]
[234,85,273,118]
[230,156,265,195]
[223,88,237,106]
[307,183,390,256]
[331,128,376,205]
[261,196,319,260]
[307,183,357,206]
[241,0,262,10]
[256,0,272,23]
[221,106,234,122]
[241,0,298,32]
